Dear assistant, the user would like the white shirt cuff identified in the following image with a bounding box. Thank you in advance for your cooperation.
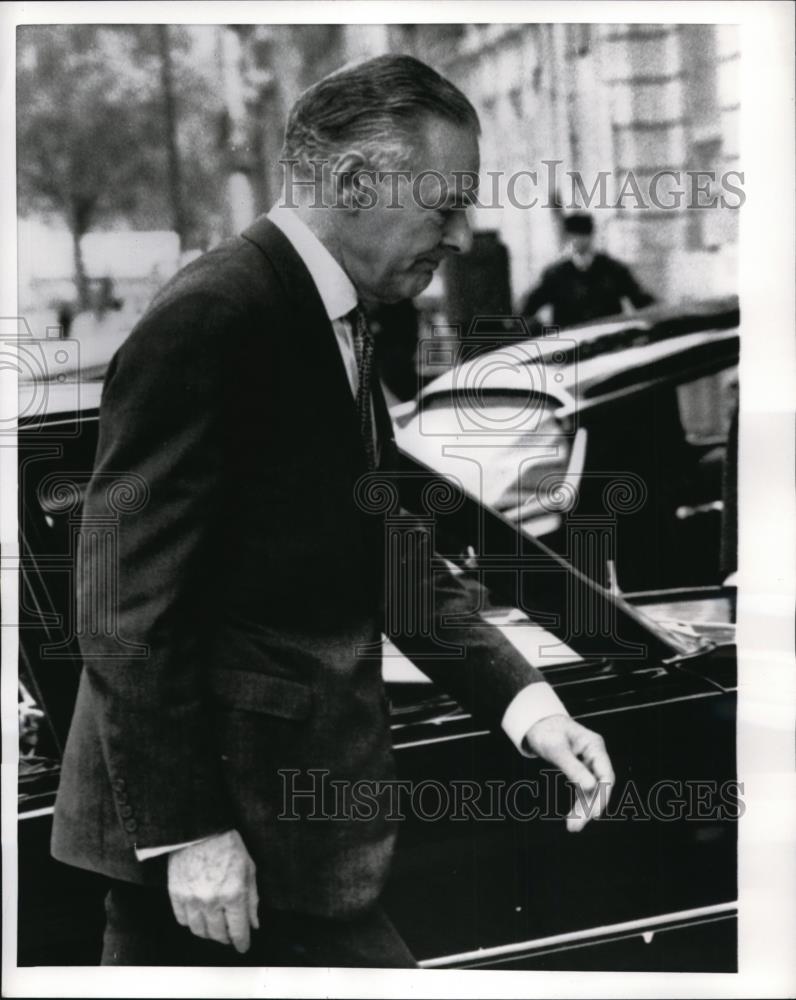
[501,681,569,757]
[135,833,221,861]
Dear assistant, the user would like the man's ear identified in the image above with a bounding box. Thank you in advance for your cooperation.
[331,151,372,212]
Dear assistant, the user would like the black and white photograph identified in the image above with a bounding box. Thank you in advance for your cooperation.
[2,2,794,997]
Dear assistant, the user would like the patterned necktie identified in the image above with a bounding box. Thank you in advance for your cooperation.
[350,306,378,470]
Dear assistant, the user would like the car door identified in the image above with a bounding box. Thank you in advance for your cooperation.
[16,415,737,971]
[17,405,108,965]
[379,451,737,970]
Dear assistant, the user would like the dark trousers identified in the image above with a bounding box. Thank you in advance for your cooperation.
[101,880,417,968]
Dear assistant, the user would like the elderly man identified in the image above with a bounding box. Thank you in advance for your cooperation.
[52,55,614,968]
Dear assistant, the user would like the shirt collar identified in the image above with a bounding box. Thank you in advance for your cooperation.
[266,204,358,322]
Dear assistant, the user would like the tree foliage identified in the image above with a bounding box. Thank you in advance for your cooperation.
[17,25,226,301]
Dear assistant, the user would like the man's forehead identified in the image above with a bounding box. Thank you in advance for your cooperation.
[412,115,479,164]
[409,115,480,202]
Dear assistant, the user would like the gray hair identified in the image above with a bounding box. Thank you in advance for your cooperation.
[281,54,480,176]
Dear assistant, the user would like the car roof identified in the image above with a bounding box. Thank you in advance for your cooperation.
[415,296,739,418]
[460,294,738,365]
[18,380,103,427]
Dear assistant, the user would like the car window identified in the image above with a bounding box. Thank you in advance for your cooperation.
[396,392,576,534]
[399,337,738,591]
[676,367,738,443]
[19,675,47,756]
[16,326,128,386]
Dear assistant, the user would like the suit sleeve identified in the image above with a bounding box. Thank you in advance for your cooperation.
[386,536,553,733]
[77,292,242,851]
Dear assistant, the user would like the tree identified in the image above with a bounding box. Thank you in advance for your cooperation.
[17,25,225,306]
[155,24,188,249]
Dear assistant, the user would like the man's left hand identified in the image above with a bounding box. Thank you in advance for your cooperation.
[525,715,615,832]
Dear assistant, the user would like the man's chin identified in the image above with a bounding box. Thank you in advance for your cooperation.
[403,270,435,298]
[369,273,434,305]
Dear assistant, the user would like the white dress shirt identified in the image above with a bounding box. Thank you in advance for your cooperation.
[137,207,567,860]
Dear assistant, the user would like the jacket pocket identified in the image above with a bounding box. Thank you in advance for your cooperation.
[207,668,313,720]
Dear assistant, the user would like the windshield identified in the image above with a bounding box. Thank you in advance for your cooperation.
[396,392,579,537]
[396,336,738,603]
[16,327,128,385]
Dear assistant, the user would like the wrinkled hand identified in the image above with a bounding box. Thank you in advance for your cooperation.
[525,714,615,832]
[168,829,259,952]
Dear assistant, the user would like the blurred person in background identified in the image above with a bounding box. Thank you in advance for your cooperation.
[70,276,125,340]
[55,299,76,339]
[521,211,655,329]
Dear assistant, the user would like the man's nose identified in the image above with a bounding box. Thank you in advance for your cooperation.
[441,211,474,255]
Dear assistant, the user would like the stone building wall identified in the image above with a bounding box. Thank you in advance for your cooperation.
[402,21,740,307]
[227,21,739,308]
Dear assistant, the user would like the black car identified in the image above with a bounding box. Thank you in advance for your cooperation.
[16,301,738,970]
[397,296,739,591]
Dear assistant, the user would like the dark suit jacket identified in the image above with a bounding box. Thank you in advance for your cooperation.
[521,252,655,329]
[51,216,544,917]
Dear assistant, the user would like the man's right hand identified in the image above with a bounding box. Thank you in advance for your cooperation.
[167,829,259,953]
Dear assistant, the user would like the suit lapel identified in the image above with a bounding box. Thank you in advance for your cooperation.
[372,376,396,470]
[242,215,358,424]
[242,214,320,309]
[241,214,384,472]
